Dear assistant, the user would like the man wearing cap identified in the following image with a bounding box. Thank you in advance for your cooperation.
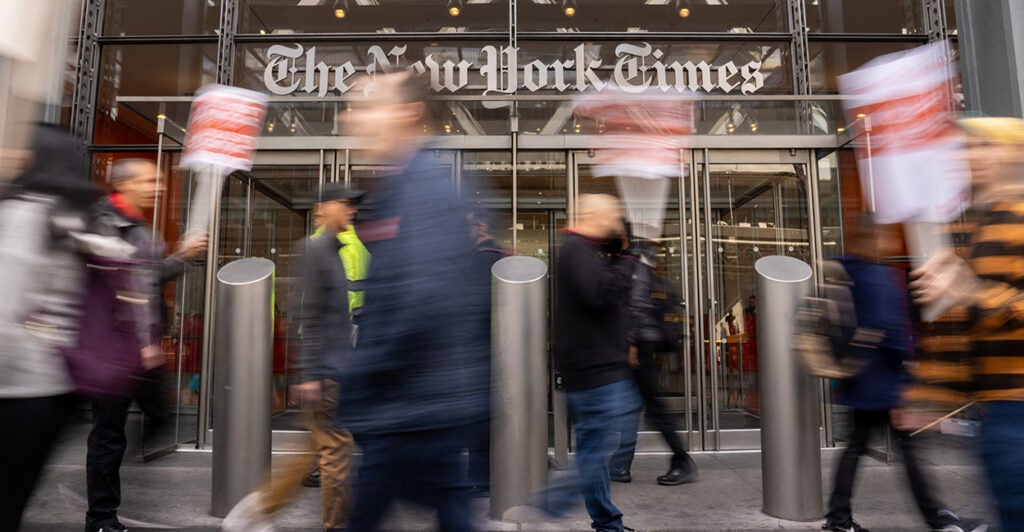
[295,183,366,531]
[223,183,365,532]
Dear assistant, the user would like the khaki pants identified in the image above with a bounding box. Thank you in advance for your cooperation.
[259,380,354,530]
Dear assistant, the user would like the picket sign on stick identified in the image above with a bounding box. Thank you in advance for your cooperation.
[573,89,696,241]
[837,41,969,320]
[181,85,268,236]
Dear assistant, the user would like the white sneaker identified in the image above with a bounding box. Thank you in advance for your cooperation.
[221,492,278,532]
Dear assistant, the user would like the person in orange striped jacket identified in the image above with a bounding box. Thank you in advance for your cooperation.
[909,116,1024,531]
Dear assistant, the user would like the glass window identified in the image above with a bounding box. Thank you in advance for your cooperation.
[518,0,787,33]
[805,0,924,34]
[945,0,957,35]
[808,41,922,94]
[93,44,217,144]
[104,0,221,35]
[239,0,509,34]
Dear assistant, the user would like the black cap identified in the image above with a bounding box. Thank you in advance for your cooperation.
[320,183,366,204]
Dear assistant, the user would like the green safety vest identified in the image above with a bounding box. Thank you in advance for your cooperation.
[311,225,370,316]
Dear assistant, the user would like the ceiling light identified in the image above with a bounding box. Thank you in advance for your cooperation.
[448,0,462,16]
[563,0,576,17]
[676,0,691,18]
[333,0,348,18]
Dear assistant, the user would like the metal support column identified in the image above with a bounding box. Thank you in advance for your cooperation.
[216,0,238,85]
[72,0,105,141]
[210,257,275,517]
[490,256,548,520]
[755,255,821,521]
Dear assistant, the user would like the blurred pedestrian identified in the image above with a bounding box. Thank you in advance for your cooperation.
[822,217,983,532]
[223,185,366,532]
[0,124,127,531]
[466,209,504,497]
[84,159,207,532]
[552,193,641,532]
[336,72,488,531]
[295,183,365,530]
[610,241,697,487]
[909,117,1024,531]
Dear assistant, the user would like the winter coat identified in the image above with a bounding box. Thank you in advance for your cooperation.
[554,231,635,392]
[337,148,488,435]
[834,255,914,411]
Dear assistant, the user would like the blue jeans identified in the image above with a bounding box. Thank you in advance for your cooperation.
[562,379,643,531]
[979,401,1024,532]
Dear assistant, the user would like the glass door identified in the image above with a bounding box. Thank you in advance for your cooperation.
[689,149,817,451]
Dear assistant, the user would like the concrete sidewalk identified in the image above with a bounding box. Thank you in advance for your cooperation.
[21,421,997,531]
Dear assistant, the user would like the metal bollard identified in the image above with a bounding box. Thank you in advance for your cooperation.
[755,255,822,521]
[490,256,548,520]
[211,258,275,517]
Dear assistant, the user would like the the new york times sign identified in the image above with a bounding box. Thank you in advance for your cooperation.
[263,42,766,97]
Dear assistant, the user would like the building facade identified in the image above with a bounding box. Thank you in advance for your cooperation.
[61,0,981,458]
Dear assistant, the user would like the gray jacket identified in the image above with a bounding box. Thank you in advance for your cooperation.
[0,194,135,398]
[298,230,353,383]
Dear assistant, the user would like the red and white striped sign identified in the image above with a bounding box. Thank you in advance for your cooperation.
[837,41,969,224]
[181,85,268,172]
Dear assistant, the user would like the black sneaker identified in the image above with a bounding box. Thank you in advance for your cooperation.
[302,467,321,488]
[91,522,128,532]
[609,466,632,483]
[822,517,869,532]
[931,510,987,532]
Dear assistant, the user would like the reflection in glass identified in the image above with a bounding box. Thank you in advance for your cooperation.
[104,0,220,35]
[239,0,508,34]
[94,44,217,145]
[518,0,787,33]
[804,0,924,34]
[808,41,922,94]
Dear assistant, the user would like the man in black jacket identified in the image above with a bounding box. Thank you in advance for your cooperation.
[554,193,642,532]
[85,159,206,532]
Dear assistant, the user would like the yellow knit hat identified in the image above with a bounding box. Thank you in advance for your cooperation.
[957,116,1024,144]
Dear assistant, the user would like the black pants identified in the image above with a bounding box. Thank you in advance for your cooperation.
[0,394,75,531]
[86,369,168,530]
[827,408,945,527]
[635,341,690,469]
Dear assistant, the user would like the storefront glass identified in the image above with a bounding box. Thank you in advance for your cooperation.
[104,0,221,36]
[804,0,924,34]
[238,0,510,34]
[518,0,788,33]
[93,44,217,145]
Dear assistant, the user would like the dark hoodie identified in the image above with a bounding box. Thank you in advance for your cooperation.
[8,124,101,207]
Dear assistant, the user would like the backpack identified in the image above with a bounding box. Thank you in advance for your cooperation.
[792,260,884,380]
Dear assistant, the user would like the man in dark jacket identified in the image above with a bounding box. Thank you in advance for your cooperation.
[336,73,488,531]
[85,159,206,532]
[295,183,363,530]
[609,242,697,486]
[553,193,642,532]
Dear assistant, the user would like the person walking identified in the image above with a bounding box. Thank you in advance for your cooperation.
[0,125,131,531]
[910,117,1024,531]
[84,159,206,532]
[823,217,984,532]
[609,241,698,487]
[336,72,489,532]
[551,193,642,532]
